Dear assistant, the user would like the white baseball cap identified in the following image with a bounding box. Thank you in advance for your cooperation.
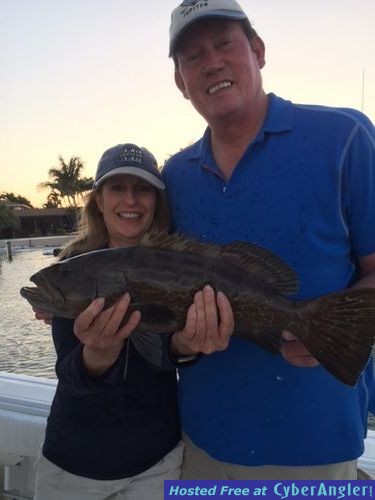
[169,0,248,56]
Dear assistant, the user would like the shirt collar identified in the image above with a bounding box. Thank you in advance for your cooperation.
[184,93,294,165]
[262,93,294,133]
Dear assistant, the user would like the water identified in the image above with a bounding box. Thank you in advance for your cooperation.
[0,249,57,378]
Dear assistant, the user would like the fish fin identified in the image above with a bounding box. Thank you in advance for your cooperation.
[289,288,375,386]
[237,328,281,354]
[221,242,299,295]
[140,229,217,254]
[130,303,177,334]
[130,330,166,367]
[96,271,128,308]
[141,231,298,295]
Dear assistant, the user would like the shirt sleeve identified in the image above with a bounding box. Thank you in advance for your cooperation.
[52,316,126,395]
[342,120,375,257]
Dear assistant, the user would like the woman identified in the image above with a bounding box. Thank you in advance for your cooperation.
[34,143,183,500]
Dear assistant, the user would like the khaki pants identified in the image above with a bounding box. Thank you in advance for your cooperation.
[181,435,358,480]
[34,441,183,500]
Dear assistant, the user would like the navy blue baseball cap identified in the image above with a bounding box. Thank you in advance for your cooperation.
[93,143,165,190]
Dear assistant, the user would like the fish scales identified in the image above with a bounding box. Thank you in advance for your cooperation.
[115,246,293,337]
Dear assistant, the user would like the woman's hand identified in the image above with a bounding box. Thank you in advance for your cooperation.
[170,285,234,356]
[32,307,53,325]
[74,293,141,375]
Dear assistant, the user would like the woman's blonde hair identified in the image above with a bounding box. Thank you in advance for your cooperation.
[58,183,170,260]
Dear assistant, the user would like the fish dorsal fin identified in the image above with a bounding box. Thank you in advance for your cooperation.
[220,241,299,295]
[141,230,220,255]
[141,231,299,295]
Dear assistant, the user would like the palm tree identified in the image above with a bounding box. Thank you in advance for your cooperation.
[42,191,62,209]
[39,155,93,230]
[40,155,93,209]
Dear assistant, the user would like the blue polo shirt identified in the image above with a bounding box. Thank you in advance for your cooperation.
[162,94,375,466]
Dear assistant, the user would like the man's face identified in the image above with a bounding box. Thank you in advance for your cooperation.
[174,19,265,126]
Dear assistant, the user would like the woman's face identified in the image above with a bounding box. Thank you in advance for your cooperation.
[95,174,157,248]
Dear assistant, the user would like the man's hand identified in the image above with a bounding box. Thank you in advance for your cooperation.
[280,330,319,367]
[171,285,234,356]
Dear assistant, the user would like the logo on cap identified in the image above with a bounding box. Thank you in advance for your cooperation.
[180,0,208,17]
[181,0,200,5]
[118,146,143,165]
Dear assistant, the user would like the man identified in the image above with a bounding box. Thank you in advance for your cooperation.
[162,0,375,479]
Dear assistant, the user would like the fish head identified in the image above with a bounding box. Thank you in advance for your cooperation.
[20,260,95,318]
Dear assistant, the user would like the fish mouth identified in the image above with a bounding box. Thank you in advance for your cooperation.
[20,286,51,310]
[20,272,65,312]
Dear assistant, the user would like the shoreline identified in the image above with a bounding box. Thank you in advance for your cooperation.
[0,235,74,250]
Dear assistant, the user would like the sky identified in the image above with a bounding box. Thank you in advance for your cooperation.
[1,0,374,208]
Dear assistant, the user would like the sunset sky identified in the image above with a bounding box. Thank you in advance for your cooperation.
[1,0,374,207]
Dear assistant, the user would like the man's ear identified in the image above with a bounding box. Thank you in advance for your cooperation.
[252,36,266,69]
[174,68,189,100]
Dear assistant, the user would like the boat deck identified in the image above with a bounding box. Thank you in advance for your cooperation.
[0,371,373,498]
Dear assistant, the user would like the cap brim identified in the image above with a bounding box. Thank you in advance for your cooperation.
[169,11,247,57]
[94,166,165,190]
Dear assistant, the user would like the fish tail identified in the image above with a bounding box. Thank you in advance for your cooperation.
[288,288,375,386]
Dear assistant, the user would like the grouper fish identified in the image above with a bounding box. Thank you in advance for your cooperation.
[20,232,375,386]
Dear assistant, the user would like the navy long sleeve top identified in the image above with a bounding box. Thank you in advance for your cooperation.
[42,316,180,480]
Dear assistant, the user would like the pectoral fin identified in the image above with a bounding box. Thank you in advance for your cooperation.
[131,303,177,333]
[130,330,166,367]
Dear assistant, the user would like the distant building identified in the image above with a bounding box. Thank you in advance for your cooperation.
[0,202,77,238]
[1,201,33,211]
